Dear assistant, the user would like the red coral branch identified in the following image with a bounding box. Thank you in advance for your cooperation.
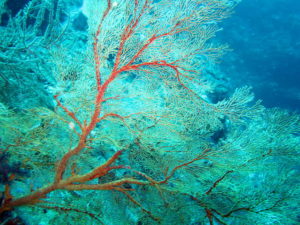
[54,95,83,130]
[205,170,233,195]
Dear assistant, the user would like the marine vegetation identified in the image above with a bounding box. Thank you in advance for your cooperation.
[0,0,299,224]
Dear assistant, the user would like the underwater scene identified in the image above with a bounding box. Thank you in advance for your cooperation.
[0,0,299,224]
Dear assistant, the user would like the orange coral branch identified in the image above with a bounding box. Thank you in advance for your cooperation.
[54,95,83,130]
[93,0,112,90]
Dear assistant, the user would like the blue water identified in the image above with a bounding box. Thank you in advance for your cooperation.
[219,0,300,111]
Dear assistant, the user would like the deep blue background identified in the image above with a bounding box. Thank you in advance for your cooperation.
[219,0,300,112]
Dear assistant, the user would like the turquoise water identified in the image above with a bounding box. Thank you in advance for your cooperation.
[0,0,299,224]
